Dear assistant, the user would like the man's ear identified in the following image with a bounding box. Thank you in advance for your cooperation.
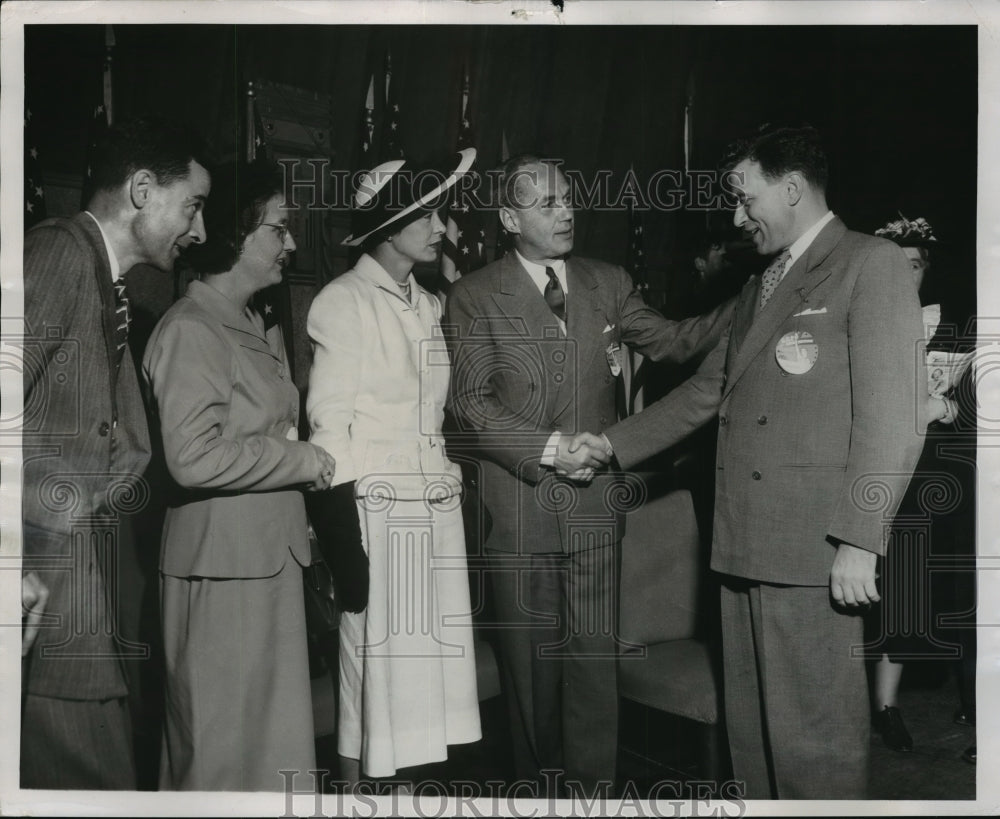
[784,171,805,206]
[129,169,155,209]
[499,207,520,235]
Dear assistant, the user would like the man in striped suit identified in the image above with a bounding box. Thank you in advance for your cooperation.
[21,116,210,789]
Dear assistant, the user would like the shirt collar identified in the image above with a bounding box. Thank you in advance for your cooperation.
[356,253,419,305]
[83,211,121,282]
[514,249,567,295]
[786,210,835,268]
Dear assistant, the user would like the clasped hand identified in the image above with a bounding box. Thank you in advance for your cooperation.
[554,431,613,484]
[307,449,337,491]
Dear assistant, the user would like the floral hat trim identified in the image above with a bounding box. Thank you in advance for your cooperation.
[875,213,937,246]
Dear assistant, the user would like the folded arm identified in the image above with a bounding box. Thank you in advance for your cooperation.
[144,317,327,492]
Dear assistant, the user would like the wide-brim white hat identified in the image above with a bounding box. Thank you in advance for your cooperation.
[342,147,476,247]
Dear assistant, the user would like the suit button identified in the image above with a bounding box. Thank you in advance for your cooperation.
[600,416,608,425]
[752,470,762,480]
[554,373,564,383]
[98,421,110,436]
[757,415,767,425]
[720,416,728,426]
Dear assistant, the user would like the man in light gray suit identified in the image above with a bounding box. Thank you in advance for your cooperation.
[445,154,732,795]
[607,126,927,798]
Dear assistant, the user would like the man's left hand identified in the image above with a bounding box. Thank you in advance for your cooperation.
[830,542,879,607]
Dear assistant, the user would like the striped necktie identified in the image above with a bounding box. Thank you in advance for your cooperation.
[113,277,131,367]
[758,249,791,309]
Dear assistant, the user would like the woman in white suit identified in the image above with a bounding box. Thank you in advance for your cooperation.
[306,149,481,785]
[144,161,336,790]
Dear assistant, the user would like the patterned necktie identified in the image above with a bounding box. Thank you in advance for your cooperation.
[113,277,131,367]
[758,249,792,309]
[544,266,566,322]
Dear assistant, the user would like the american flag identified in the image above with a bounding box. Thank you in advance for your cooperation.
[441,69,487,284]
[379,52,404,162]
[24,104,47,230]
[494,129,514,260]
[358,74,375,171]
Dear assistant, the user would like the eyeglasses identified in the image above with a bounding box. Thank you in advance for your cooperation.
[260,223,291,243]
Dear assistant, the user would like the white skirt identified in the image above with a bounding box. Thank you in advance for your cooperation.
[338,492,481,777]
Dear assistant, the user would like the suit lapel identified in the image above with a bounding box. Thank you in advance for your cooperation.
[491,253,571,420]
[73,213,120,381]
[187,280,278,363]
[725,217,846,396]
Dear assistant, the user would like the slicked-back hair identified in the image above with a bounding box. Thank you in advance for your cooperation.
[87,115,210,197]
[720,125,829,191]
[184,160,284,276]
[497,153,563,210]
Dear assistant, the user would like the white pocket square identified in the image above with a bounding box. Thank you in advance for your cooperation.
[793,307,828,317]
[602,324,616,333]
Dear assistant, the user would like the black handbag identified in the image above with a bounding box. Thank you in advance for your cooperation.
[302,527,340,637]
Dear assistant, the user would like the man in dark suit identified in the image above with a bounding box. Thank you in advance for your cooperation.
[444,155,732,795]
[21,116,210,789]
[606,126,927,798]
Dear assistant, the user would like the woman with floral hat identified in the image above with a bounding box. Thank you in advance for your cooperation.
[305,149,482,786]
[867,214,976,763]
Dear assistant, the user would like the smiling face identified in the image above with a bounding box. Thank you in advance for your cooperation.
[133,159,211,271]
[392,208,447,265]
[504,162,574,262]
[731,159,795,256]
[238,193,297,293]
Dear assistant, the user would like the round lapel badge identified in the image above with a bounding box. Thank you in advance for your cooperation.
[775,330,819,374]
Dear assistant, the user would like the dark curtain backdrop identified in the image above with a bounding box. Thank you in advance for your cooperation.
[25,23,977,314]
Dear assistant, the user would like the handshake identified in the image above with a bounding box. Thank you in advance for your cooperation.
[554,431,614,484]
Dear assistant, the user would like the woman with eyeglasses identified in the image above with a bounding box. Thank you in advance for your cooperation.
[143,160,337,791]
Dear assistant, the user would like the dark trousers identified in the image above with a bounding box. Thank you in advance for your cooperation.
[21,694,136,790]
[720,580,869,800]
[487,543,620,795]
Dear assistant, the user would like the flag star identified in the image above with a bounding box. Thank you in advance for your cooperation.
[264,304,273,315]
[97,104,104,115]
[35,186,43,198]
[26,109,32,120]
[393,104,399,112]
[461,246,469,255]
[30,147,38,159]
[458,229,464,239]
[26,201,34,213]
[391,122,398,131]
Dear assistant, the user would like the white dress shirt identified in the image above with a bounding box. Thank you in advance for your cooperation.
[84,211,121,283]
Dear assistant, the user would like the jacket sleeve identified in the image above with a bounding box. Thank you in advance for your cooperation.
[444,278,549,484]
[604,324,729,469]
[615,265,735,364]
[827,241,927,554]
[306,282,362,486]
[23,224,87,389]
[143,314,324,492]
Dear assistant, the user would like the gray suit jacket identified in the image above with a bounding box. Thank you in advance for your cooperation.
[22,212,152,699]
[444,252,731,554]
[606,218,926,584]
[143,280,320,578]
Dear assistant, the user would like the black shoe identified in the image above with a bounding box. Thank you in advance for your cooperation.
[875,706,913,752]
[962,744,976,764]
[953,707,976,727]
